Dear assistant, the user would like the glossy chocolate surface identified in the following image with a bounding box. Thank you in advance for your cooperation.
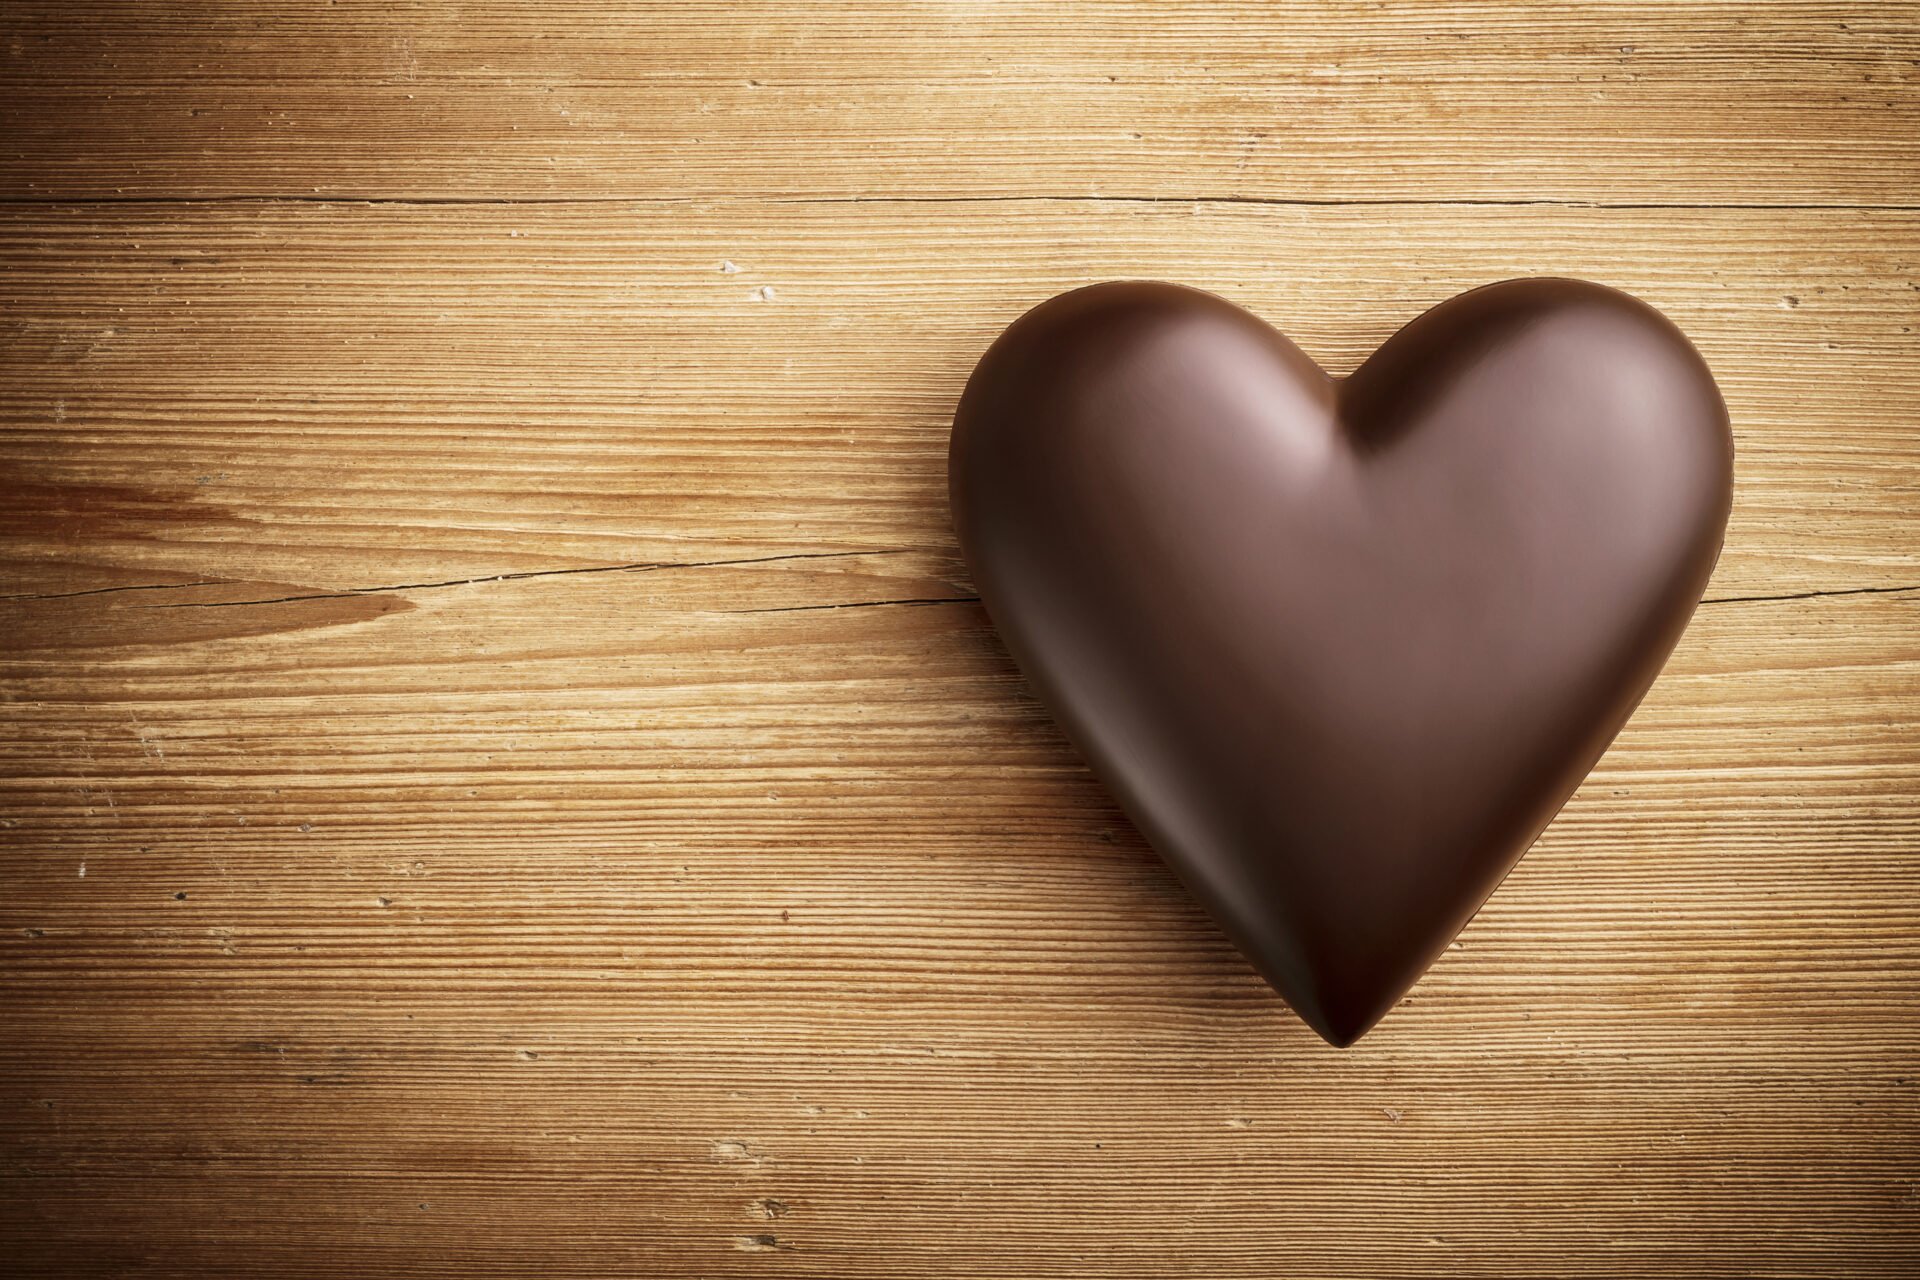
[950,279,1733,1045]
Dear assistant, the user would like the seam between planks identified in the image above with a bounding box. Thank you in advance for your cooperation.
[1,194,1918,212]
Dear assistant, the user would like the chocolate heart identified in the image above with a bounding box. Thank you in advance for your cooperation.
[950,280,1732,1045]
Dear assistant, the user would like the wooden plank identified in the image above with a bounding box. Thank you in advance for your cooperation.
[1,581,1917,1275]
[1,1,1915,203]
[1,200,1916,604]
[2,194,1919,1275]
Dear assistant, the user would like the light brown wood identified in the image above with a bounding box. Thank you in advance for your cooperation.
[3,2,1918,204]
[3,4,1918,1277]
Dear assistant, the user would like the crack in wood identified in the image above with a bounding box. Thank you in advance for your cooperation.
[111,550,909,610]
[1700,583,1920,606]
[0,579,234,603]
[723,595,983,615]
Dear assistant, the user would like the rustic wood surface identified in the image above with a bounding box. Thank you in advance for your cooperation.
[3,3,1918,1276]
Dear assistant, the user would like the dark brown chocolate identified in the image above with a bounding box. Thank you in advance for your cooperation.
[950,280,1732,1045]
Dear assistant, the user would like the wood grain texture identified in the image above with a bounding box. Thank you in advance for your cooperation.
[3,3,1918,1277]
[3,1,1918,204]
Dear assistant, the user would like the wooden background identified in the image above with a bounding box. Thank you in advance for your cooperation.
[3,3,1917,1275]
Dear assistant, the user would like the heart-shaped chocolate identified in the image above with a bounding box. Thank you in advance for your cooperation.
[950,279,1732,1045]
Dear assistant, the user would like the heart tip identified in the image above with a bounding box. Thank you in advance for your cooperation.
[1314,1023,1368,1050]
[1302,1003,1391,1048]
